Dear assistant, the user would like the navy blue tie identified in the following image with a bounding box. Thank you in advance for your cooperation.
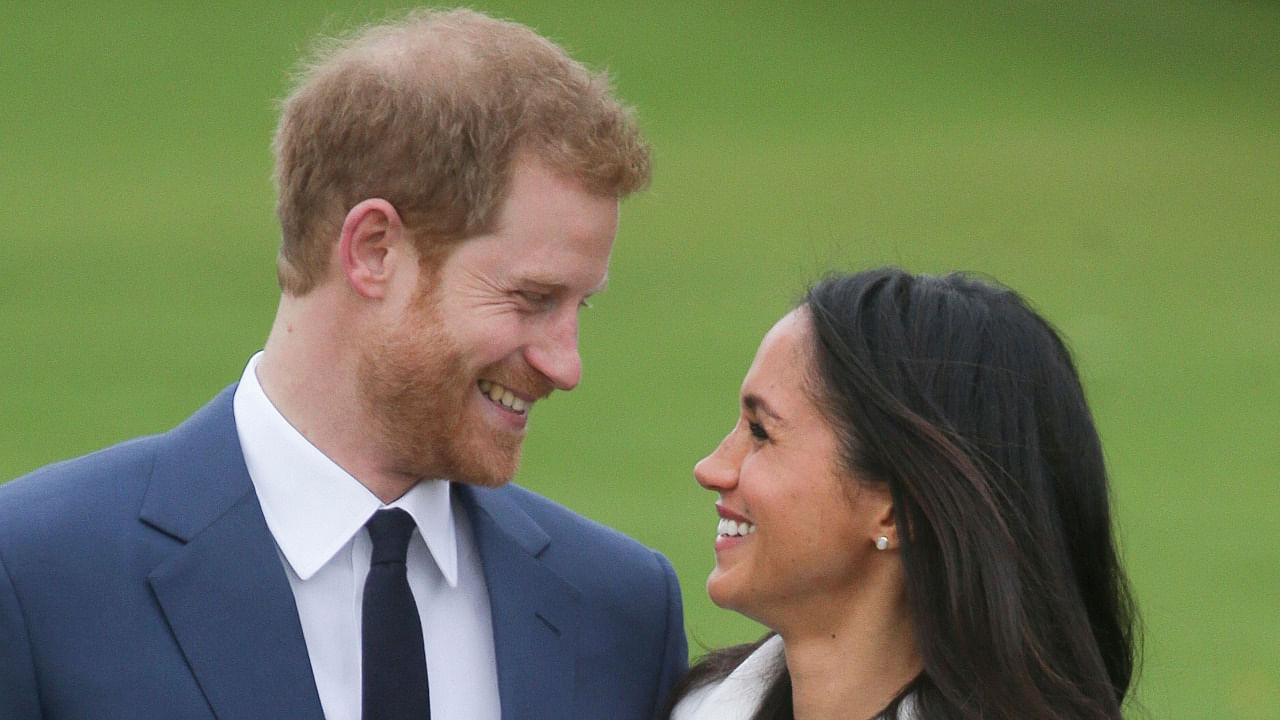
[362,508,430,720]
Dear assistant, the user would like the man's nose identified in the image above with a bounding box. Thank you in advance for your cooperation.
[526,312,583,391]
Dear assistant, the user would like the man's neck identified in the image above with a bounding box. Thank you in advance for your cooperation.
[256,295,420,504]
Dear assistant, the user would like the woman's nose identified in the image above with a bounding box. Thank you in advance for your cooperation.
[694,433,739,491]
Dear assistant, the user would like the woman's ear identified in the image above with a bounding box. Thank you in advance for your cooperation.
[337,198,404,299]
[871,498,898,551]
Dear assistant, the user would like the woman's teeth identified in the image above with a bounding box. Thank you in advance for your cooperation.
[479,380,529,413]
[717,518,756,537]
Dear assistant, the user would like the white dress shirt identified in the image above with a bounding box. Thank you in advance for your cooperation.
[233,352,501,720]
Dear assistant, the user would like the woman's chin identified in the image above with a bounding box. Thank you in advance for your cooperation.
[706,568,745,614]
[706,570,726,604]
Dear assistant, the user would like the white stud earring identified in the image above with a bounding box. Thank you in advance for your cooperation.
[875,536,890,550]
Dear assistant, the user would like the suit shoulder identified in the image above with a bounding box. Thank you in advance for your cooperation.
[498,484,655,552]
[0,385,238,530]
[0,434,162,516]
[0,435,164,582]
[484,483,677,586]
[472,482,688,710]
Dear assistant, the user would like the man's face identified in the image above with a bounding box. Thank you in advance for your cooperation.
[358,155,619,486]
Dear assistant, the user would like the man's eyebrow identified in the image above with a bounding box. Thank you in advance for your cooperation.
[518,273,608,296]
[743,393,783,422]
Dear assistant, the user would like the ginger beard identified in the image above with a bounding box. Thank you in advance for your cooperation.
[356,281,551,487]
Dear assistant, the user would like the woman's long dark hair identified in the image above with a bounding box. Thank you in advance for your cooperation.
[666,269,1138,720]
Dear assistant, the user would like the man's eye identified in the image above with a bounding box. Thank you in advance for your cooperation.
[517,291,550,305]
[748,422,769,441]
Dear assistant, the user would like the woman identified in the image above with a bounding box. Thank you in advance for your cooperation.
[668,269,1138,720]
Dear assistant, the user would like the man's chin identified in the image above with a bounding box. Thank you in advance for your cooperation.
[440,445,522,488]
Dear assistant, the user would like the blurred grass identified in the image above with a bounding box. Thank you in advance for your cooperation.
[3,1,1277,717]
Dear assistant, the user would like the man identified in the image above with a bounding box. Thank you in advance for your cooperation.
[0,9,686,720]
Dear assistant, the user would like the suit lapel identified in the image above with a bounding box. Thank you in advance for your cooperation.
[460,485,581,720]
[140,387,324,720]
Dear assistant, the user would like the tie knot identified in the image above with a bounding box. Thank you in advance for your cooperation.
[366,508,416,565]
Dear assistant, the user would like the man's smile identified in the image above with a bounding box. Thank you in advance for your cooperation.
[478,379,531,414]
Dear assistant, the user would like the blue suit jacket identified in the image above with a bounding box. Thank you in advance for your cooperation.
[0,386,687,719]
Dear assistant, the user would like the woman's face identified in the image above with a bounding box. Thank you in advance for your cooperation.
[694,309,890,630]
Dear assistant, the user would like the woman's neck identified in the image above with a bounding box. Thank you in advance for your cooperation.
[778,592,921,720]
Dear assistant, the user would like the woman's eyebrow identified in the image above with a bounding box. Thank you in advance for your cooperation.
[743,393,784,423]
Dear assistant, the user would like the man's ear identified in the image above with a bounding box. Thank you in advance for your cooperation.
[338,198,405,299]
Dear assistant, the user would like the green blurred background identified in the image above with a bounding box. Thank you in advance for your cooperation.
[3,1,1277,717]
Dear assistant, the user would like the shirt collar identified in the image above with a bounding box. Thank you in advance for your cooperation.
[232,352,459,586]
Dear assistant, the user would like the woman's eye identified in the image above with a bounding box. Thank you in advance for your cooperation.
[748,422,769,441]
